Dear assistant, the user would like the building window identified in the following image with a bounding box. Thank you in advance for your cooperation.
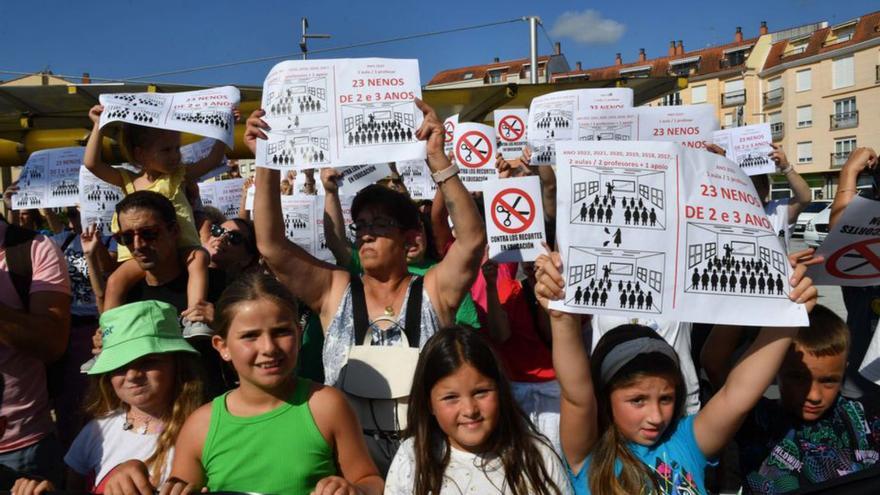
[462,72,474,80]
[832,56,855,89]
[691,85,707,104]
[722,79,745,107]
[796,69,811,91]
[660,91,682,106]
[796,106,812,128]
[723,113,734,129]
[688,244,702,269]
[487,69,504,84]
[797,141,812,163]
[832,137,857,168]
[831,97,858,129]
[568,265,583,286]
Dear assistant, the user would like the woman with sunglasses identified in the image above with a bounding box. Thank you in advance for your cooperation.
[204,219,260,280]
[245,98,486,472]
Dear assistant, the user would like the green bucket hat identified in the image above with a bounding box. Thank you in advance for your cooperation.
[88,300,199,375]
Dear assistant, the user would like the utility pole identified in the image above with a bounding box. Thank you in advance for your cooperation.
[524,16,541,84]
[299,17,331,60]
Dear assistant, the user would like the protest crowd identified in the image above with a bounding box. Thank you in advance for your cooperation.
[0,55,879,495]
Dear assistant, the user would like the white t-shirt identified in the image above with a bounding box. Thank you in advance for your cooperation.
[764,198,793,250]
[384,437,573,495]
[592,317,701,415]
[64,410,173,485]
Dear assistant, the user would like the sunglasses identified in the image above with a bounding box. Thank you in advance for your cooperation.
[211,223,245,245]
[348,218,400,236]
[113,226,162,246]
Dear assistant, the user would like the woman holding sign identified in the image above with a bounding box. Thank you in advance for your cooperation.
[244,98,486,472]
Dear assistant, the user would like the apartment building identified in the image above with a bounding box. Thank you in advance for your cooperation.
[425,42,570,89]
[758,11,880,198]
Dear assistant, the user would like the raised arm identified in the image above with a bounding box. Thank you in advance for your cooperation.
[245,110,348,322]
[421,100,486,325]
[429,186,453,256]
[185,139,229,182]
[769,144,811,221]
[320,168,353,268]
[238,177,252,220]
[694,249,819,458]
[83,105,124,188]
[533,250,597,472]
[830,147,877,229]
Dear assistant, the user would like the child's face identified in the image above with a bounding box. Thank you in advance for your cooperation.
[610,375,677,446]
[110,353,175,414]
[213,299,299,390]
[778,345,846,421]
[135,130,181,174]
[430,363,500,454]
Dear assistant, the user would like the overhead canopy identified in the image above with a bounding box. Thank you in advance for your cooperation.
[0,77,682,166]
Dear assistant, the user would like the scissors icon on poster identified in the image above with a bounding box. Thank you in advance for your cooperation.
[495,196,530,227]
[459,135,486,162]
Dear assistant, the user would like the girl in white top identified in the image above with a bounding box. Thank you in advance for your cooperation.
[385,327,572,495]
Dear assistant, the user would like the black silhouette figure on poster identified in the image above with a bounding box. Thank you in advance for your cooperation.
[266,129,330,167]
[570,167,666,231]
[684,223,788,299]
[51,180,79,197]
[171,109,233,131]
[341,103,419,148]
[564,247,664,314]
[738,152,771,170]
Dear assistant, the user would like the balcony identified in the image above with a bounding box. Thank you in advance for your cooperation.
[831,151,850,169]
[830,111,858,130]
[876,65,880,83]
[722,89,746,107]
[770,122,784,141]
[763,88,784,107]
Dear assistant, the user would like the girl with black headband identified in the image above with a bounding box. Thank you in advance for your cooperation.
[532,249,820,495]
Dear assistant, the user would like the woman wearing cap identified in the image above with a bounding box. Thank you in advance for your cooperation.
[12,301,204,495]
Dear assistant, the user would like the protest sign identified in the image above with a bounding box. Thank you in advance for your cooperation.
[255,58,425,170]
[528,88,633,165]
[181,138,228,181]
[443,114,459,158]
[550,140,807,327]
[12,147,84,209]
[99,86,239,147]
[336,163,392,192]
[453,122,497,191]
[79,167,124,235]
[314,194,355,263]
[397,159,433,200]
[199,178,244,219]
[494,108,528,159]
[483,176,545,262]
[807,196,880,287]
[712,123,775,176]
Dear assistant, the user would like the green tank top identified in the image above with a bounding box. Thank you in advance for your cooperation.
[202,377,337,495]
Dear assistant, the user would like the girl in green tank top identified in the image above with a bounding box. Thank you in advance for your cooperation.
[162,272,383,495]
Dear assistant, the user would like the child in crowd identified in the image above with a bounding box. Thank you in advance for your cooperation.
[84,104,227,337]
[12,300,203,494]
[702,304,880,494]
[385,327,572,495]
[162,272,383,495]
[532,248,818,495]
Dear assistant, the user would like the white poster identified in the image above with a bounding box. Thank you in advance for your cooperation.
[12,147,84,209]
[314,194,355,263]
[280,195,317,251]
[550,140,807,327]
[528,88,634,165]
[807,196,880,287]
[255,58,425,170]
[452,122,498,192]
[573,105,718,151]
[198,182,217,208]
[200,178,245,219]
[181,138,228,181]
[336,163,392,192]
[711,124,775,176]
[99,86,239,147]
[483,176,546,262]
[397,159,433,200]
[443,114,459,158]
[494,108,529,159]
[78,167,124,235]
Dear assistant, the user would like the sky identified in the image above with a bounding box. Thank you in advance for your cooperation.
[2,1,877,88]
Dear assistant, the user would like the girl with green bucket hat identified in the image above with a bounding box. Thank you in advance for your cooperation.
[161,272,383,495]
[12,300,204,494]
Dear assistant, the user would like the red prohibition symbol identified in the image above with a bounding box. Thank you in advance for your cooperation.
[444,121,455,143]
[826,238,880,280]
[491,187,536,234]
[455,130,492,168]
[497,115,525,142]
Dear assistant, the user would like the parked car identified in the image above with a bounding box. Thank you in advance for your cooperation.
[803,203,832,248]
[794,200,832,238]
